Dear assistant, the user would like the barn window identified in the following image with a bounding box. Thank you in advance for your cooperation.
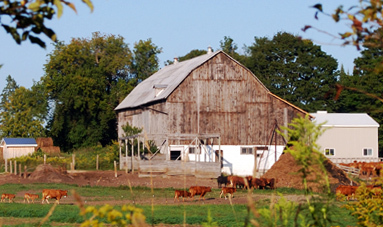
[363,148,373,156]
[241,147,253,155]
[189,147,200,154]
[153,84,167,97]
[324,148,335,156]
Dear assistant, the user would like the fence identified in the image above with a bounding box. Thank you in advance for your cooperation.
[328,157,382,164]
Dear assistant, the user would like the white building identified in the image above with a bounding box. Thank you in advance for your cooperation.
[311,111,380,163]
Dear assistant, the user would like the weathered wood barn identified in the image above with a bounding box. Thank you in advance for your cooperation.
[115,49,308,177]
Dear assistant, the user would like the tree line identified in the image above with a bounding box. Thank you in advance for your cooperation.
[0,31,382,154]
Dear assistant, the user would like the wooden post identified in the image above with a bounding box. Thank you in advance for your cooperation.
[44,154,46,165]
[10,161,12,174]
[114,161,117,177]
[96,154,99,170]
[18,164,21,177]
[72,154,75,171]
[133,138,135,170]
[14,160,17,175]
[253,147,258,178]
[24,165,27,179]
[125,139,128,173]
[4,160,7,173]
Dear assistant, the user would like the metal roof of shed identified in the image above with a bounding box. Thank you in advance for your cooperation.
[1,138,37,146]
[115,51,269,110]
[311,111,379,128]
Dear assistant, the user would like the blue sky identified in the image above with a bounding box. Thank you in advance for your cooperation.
[0,0,360,92]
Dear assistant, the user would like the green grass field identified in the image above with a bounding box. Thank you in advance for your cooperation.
[0,183,358,226]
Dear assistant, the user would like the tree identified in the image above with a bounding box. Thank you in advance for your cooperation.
[244,32,339,112]
[130,39,162,85]
[42,32,161,151]
[0,0,93,48]
[219,36,244,62]
[0,81,48,138]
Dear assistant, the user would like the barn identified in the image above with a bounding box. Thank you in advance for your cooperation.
[115,49,309,177]
[311,111,380,163]
[0,138,37,161]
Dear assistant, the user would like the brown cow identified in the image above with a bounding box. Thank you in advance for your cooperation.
[220,187,236,199]
[336,185,358,201]
[174,190,191,202]
[1,193,15,203]
[229,176,251,189]
[262,178,276,190]
[42,189,68,204]
[189,186,212,201]
[24,193,39,203]
[252,178,266,189]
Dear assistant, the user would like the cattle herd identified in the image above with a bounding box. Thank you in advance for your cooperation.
[0,189,68,204]
[340,161,383,177]
[174,175,276,202]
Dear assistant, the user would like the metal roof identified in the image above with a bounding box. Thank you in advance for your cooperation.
[115,51,269,111]
[1,138,37,146]
[311,111,379,128]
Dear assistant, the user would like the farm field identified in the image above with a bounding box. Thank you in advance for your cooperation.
[0,169,358,226]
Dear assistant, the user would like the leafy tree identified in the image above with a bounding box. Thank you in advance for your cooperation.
[244,32,339,112]
[165,49,208,65]
[0,0,93,48]
[130,39,162,85]
[219,36,244,62]
[42,32,161,151]
[0,83,48,138]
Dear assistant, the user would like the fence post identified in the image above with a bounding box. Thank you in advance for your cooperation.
[14,160,17,175]
[44,154,46,165]
[4,160,7,173]
[9,161,12,174]
[72,154,75,171]
[114,161,117,178]
[24,165,27,179]
[96,154,99,170]
[18,164,21,177]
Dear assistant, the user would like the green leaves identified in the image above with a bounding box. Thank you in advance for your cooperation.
[1,0,94,48]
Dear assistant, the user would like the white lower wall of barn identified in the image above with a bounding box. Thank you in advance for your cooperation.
[3,147,35,161]
[167,145,285,176]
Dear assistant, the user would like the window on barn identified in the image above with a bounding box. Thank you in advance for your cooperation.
[241,147,254,155]
[153,84,167,97]
[324,148,335,156]
[363,148,373,156]
[188,147,200,154]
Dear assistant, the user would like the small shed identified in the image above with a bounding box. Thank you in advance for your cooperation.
[311,111,380,163]
[0,138,37,161]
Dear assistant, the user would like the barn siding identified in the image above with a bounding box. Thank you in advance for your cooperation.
[117,52,306,147]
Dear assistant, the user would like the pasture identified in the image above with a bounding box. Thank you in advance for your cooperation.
[0,183,358,226]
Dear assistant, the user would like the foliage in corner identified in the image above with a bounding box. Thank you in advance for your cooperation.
[0,0,93,48]
[276,114,335,226]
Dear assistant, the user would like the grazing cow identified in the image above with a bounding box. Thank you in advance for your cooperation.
[230,176,251,189]
[336,185,358,201]
[24,193,39,203]
[262,178,276,190]
[174,190,191,202]
[1,193,15,203]
[220,187,237,199]
[217,176,228,188]
[42,189,68,204]
[189,186,212,201]
[252,178,266,190]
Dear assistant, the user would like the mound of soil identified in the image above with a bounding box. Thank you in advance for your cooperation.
[262,152,353,192]
[29,164,74,183]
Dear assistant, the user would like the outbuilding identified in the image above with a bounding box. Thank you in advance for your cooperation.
[115,49,309,177]
[311,111,380,163]
[0,138,37,161]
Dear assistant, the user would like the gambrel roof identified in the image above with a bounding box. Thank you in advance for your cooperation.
[115,51,269,110]
[311,111,379,128]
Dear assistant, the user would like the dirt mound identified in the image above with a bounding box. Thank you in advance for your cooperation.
[29,164,73,183]
[262,152,353,192]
